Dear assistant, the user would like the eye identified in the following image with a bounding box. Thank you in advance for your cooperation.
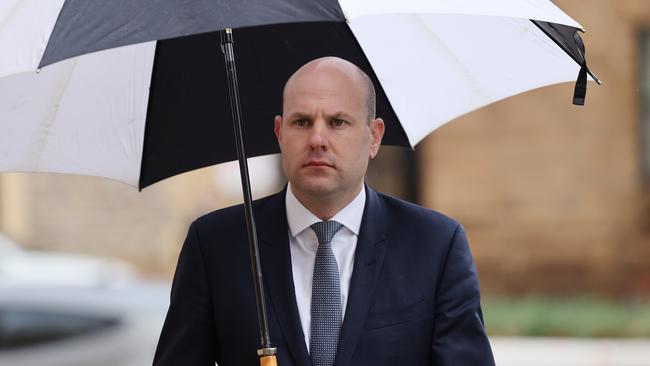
[293,119,309,127]
[331,118,347,127]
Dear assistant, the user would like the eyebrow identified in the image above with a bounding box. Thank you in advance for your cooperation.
[286,112,312,120]
[329,111,355,121]
[285,111,356,121]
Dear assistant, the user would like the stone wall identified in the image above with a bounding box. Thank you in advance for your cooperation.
[419,0,650,296]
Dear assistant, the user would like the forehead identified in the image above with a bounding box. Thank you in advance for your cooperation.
[283,62,366,115]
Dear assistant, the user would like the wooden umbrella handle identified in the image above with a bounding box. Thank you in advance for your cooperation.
[260,355,278,366]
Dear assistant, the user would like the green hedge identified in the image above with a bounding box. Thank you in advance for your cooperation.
[482,296,650,337]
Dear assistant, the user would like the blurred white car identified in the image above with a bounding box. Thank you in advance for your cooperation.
[0,233,170,366]
[0,233,135,287]
[0,283,169,366]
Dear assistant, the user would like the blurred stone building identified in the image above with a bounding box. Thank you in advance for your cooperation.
[419,0,650,297]
[1,0,649,297]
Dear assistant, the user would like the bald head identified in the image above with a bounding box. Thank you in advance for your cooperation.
[274,56,385,219]
[283,57,376,122]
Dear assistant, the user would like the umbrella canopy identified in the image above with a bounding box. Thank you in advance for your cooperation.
[0,0,598,189]
[0,1,601,362]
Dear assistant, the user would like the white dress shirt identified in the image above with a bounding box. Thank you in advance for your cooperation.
[285,183,366,352]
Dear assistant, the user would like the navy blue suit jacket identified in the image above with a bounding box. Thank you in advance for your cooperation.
[153,186,495,365]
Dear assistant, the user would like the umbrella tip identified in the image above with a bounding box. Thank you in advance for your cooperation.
[589,71,602,85]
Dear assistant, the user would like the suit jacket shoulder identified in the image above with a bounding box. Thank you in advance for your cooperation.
[374,190,459,229]
[191,191,285,247]
[369,190,463,259]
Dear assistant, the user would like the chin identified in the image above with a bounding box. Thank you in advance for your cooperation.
[292,176,337,197]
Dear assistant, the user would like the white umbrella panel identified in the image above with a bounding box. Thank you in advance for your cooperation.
[0,0,599,188]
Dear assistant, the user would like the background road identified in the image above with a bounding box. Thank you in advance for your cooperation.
[491,337,650,366]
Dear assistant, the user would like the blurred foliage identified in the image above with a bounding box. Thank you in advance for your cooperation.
[483,296,650,337]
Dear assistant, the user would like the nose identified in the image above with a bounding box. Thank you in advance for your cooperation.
[308,120,329,150]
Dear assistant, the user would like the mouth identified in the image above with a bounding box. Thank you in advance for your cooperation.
[303,160,334,169]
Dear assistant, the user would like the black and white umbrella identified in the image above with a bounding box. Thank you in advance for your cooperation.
[0,0,598,188]
[0,0,599,362]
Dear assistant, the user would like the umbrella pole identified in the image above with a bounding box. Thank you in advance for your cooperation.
[220,28,278,366]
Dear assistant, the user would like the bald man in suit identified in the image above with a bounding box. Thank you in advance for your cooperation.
[153,57,495,366]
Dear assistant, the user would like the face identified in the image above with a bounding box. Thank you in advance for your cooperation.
[274,60,384,205]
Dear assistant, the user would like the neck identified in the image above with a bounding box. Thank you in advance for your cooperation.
[290,183,363,221]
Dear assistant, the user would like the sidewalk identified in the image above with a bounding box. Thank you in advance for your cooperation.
[490,337,650,366]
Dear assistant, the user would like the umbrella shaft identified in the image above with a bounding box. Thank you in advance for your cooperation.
[221,28,273,352]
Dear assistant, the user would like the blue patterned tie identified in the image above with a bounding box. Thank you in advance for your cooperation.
[310,220,344,366]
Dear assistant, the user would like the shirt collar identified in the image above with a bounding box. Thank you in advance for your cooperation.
[285,183,366,238]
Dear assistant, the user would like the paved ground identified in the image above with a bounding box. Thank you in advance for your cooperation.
[490,337,650,366]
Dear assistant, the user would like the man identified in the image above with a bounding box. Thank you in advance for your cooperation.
[153,57,495,365]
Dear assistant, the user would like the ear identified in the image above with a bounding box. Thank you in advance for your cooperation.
[274,115,283,147]
[368,118,385,159]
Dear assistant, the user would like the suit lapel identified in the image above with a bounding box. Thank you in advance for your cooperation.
[334,186,389,366]
[257,190,311,366]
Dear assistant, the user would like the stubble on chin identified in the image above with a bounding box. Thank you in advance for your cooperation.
[292,174,338,199]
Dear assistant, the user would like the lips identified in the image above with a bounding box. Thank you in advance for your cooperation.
[303,159,334,168]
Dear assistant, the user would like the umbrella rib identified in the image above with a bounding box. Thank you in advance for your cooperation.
[404,13,493,144]
[412,14,493,101]
[0,2,21,34]
[34,58,79,170]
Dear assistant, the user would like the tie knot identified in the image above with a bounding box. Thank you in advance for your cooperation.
[310,220,343,245]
